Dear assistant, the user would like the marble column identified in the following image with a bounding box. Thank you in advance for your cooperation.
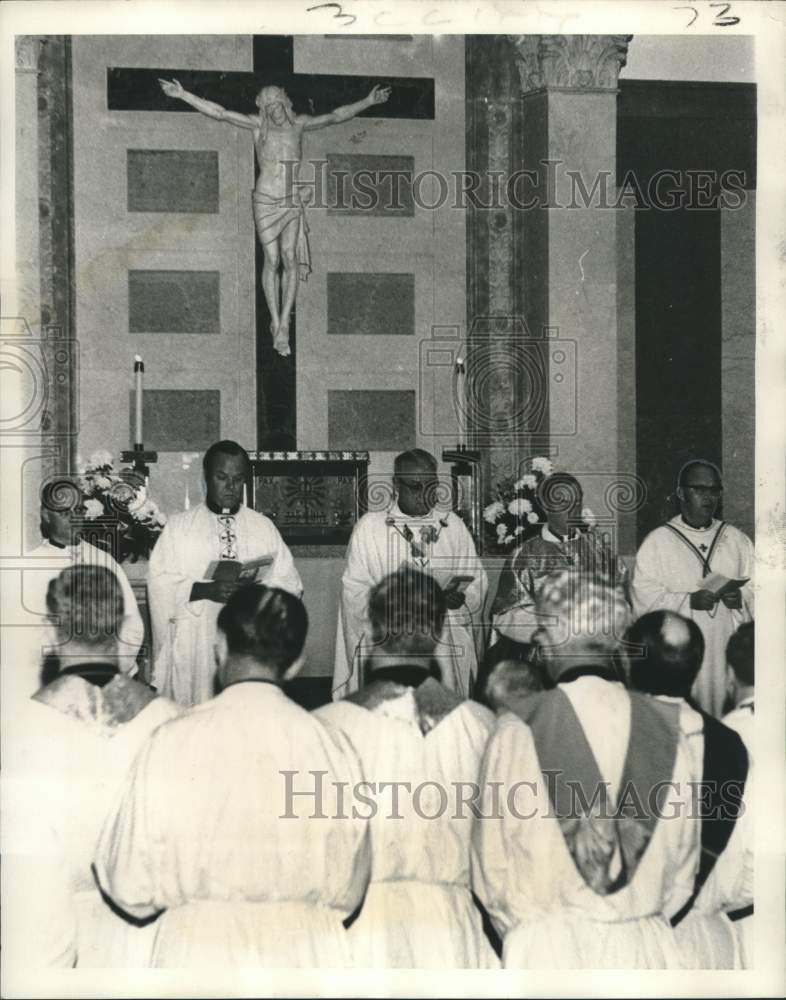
[10,36,47,554]
[9,36,77,550]
[509,34,633,532]
[465,36,528,503]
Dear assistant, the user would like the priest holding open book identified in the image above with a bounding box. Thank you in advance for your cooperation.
[333,449,487,700]
[631,460,754,716]
[148,440,302,706]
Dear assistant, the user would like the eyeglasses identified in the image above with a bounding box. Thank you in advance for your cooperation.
[685,485,723,497]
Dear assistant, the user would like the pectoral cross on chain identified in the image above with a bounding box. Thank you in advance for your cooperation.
[699,543,709,552]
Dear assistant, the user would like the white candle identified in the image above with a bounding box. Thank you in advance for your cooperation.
[243,483,248,507]
[134,355,144,445]
[455,357,466,449]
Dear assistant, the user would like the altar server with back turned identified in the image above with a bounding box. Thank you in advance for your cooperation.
[320,566,499,968]
[94,585,370,967]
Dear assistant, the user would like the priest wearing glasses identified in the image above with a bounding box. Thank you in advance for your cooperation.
[631,459,754,717]
[148,440,302,707]
[333,448,487,700]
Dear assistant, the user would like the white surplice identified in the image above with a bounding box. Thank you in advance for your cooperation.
[317,680,499,968]
[148,503,303,706]
[630,517,754,716]
[94,683,370,968]
[333,506,487,700]
[12,539,145,701]
[471,678,699,969]
[2,678,179,971]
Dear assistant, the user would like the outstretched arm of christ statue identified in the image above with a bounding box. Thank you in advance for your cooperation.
[158,79,391,358]
[297,84,391,129]
[158,78,257,128]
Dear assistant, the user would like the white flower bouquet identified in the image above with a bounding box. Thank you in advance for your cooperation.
[77,451,166,561]
[483,456,595,552]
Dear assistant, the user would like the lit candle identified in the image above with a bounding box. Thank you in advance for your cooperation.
[455,357,466,449]
[134,355,144,446]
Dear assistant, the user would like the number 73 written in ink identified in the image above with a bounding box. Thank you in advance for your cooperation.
[673,2,741,27]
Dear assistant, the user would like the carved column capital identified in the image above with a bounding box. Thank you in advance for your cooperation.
[15,35,44,73]
[509,34,632,94]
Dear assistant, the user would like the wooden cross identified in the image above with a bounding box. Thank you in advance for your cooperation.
[108,36,434,447]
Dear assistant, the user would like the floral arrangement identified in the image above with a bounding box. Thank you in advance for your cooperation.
[483,456,596,552]
[77,450,167,562]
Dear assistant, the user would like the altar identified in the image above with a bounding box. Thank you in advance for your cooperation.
[248,451,369,546]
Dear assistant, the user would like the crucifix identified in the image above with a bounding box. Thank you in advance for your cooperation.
[108,37,434,445]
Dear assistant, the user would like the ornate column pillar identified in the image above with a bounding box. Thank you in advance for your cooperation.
[8,37,77,549]
[509,34,632,524]
[14,36,43,331]
[465,36,527,508]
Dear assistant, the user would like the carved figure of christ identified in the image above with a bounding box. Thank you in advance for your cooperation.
[158,79,391,357]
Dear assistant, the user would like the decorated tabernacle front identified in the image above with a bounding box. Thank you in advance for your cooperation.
[248,451,370,545]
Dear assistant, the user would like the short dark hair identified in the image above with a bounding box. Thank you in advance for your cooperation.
[677,459,722,489]
[203,440,250,477]
[393,449,437,478]
[727,621,754,687]
[626,610,705,698]
[40,475,83,513]
[217,585,307,672]
[538,472,583,513]
[367,567,446,659]
[46,565,124,646]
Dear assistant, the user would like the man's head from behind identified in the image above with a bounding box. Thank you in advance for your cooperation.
[203,440,250,512]
[393,449,439,517]
[215,585,308,687]
[366,566,447,669]
[626,610,705,699]
[726,621,754,697]
[46,565,124,661]
[533,571,631,682]
[40,476,84,546]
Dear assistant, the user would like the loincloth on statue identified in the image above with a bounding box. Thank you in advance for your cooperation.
[251,191,312,281]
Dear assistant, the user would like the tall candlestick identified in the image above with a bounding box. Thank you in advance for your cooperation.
[455,357,466,449]
[134,355,144,446]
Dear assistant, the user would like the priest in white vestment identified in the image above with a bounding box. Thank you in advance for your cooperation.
[631,460,754,717]
[148,441,302,706]
[627,611,752,969]
[94,585,370,968]
[11,480,144,702]
[333,449,487,700]
[472,572,699,969]
[319,566,499,968]
[3,566,179,977]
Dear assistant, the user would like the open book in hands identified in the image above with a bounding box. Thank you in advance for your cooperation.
[700,572,749,599]
[204,555,274,585]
